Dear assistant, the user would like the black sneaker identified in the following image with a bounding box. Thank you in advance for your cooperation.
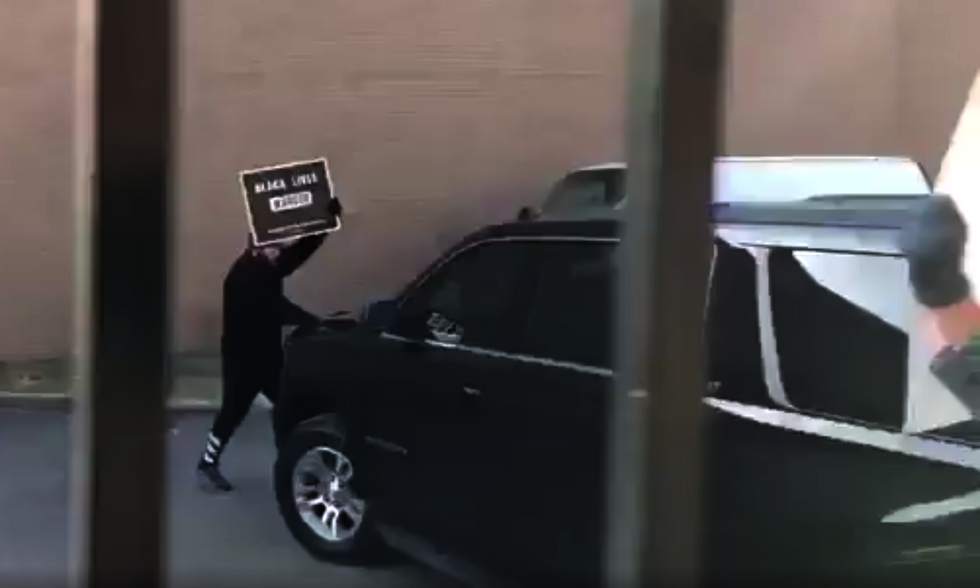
[196,460,234,493]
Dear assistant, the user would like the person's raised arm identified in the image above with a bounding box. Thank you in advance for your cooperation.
[281,295,319,327]
[275,233,327,277]
[275,198,343,277]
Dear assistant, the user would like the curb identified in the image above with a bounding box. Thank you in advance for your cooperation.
[0,392,220,412]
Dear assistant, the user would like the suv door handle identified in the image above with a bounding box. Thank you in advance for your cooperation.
[462,386,482,397]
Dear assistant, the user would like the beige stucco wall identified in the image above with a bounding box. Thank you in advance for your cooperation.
[724,0,901,156]
[174,0,628,352]
[0,0,977,358]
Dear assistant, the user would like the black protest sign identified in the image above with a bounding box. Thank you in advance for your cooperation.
[239,158,341,246]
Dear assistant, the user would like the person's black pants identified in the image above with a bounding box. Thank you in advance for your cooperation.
[209,350,282,445]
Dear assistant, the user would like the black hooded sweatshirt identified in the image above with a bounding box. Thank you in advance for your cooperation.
[221,234,326,363]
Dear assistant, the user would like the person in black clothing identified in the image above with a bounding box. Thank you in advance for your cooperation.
[198,203,341,492]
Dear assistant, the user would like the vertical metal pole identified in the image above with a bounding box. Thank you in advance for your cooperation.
[70,0,176,582]
[604,1,729,587]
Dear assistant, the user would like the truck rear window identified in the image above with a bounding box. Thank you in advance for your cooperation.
[541,169,626,214]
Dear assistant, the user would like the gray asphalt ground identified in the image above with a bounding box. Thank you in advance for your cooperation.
[0,407,459,587]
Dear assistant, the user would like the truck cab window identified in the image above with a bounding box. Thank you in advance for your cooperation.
[542,169,625,214]
[523,241,616,368]
[397,240,533,352]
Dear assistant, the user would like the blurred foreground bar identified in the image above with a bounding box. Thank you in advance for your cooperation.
[604,0,729,587]
[70,0,176,584]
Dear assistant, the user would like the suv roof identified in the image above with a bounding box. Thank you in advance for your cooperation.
[469,215,618,244]
[539,156,932,217]
[488,193,930,255]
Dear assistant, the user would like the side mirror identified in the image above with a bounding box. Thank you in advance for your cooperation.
[362,298,398,330]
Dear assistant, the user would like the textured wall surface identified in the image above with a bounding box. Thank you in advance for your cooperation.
[0,0,75,358]
[724,0,901,156]
[174,0,628,351]
[0,0,977,357]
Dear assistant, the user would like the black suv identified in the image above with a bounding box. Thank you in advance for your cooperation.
[272,196,980,586]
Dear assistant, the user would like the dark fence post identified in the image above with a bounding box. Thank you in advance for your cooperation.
[604,0,729,587]
[70,0,176,583]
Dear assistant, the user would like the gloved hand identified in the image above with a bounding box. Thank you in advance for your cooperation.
[328,197,344,219]
[900,194,971,309]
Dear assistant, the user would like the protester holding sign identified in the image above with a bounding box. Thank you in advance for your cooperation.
[240,158,341,246]
[197,166,343,493]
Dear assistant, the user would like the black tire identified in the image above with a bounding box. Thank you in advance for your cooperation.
[274,415,382,563]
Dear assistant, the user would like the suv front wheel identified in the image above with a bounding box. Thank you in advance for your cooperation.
[274,415,381,563]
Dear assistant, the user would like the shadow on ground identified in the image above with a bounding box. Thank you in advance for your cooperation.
[0,408,458,587]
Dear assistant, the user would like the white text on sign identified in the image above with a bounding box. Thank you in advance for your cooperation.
[254,172,320,194]
[269,191,313,213]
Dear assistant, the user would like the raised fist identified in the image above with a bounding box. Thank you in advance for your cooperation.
[900,194,971,309]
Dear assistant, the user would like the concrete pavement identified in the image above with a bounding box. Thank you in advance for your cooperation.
[0,407,459,587]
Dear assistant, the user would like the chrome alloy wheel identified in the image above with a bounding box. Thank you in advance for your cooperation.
[292,446,366,543]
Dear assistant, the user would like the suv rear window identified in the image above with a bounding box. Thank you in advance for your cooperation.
[768,249,907,427]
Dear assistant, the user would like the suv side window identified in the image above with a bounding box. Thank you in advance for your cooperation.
[397,240,533,353]
[523,241,616,368]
